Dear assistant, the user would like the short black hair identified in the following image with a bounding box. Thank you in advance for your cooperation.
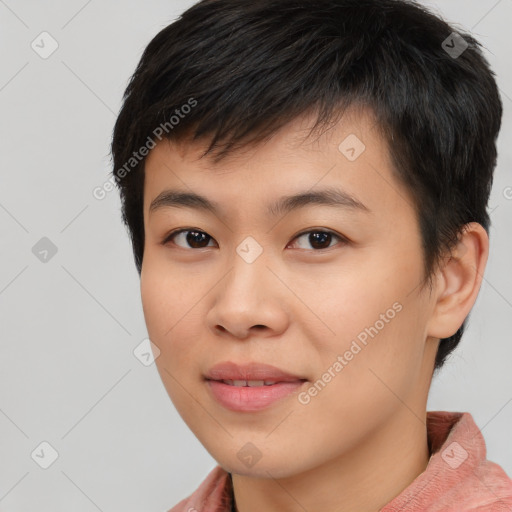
[111,0,502,371]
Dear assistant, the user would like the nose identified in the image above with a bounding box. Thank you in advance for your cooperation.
[206,253,289,340]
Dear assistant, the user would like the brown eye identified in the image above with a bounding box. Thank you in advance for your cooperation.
[163,229,216,249]
[289,230,346,251]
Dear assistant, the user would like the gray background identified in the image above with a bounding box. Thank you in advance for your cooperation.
[0,1,511,510]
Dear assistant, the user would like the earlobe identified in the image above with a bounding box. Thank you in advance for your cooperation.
[426,222,489,339]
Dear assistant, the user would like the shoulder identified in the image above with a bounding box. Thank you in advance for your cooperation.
[382,411,512,511]
[167,465,233,512]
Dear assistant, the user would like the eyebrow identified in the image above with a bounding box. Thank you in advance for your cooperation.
[149,187,371,218]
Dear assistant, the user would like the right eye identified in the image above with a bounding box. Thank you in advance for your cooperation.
[161,228,217,249]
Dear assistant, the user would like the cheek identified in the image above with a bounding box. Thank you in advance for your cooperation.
[330,295,430,417]
[140,268,168,339]
[140,265,203,416]
[140,260,204,367]
[314,255,426,380]
[140,251,191,331]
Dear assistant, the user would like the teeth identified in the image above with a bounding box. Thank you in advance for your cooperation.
[222,380,278,387]
[247,380,265,387]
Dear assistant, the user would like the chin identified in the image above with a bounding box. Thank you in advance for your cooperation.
[215,450,309,480]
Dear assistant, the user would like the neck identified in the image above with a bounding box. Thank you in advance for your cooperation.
[231,410,430,512]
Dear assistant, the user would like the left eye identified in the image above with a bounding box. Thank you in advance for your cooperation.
[162,228,346,251]
[288,229,346,251]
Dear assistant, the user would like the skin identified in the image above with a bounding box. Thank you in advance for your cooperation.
[140,106,488,512]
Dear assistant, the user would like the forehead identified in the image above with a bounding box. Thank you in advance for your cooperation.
[142,107,414,224]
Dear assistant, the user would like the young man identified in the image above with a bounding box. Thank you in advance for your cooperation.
[111,0,511,510]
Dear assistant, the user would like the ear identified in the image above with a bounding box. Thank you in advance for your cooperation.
[426,222,489,339]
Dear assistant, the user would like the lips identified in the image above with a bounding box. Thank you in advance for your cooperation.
[204,362,308,412]
[219,379,281,387]
[204,361,306,384]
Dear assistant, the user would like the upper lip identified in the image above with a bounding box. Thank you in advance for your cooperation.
[204,361,306,382]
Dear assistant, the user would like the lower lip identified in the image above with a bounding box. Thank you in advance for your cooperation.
[206,379,306,412]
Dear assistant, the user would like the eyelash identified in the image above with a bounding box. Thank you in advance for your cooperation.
[161,227,348,251]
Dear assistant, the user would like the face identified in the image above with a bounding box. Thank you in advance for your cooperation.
[140,107,439,478]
